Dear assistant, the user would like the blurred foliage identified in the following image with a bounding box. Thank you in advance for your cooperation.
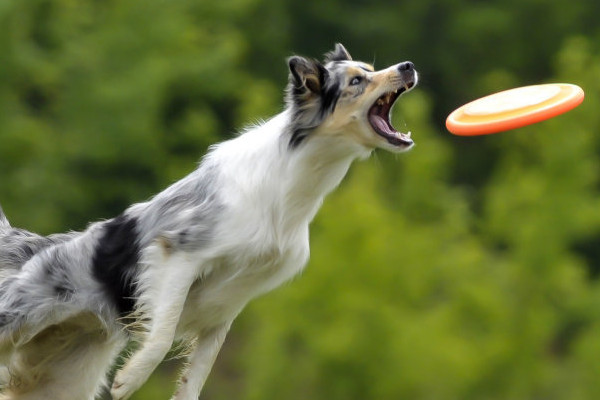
[2,0,600,399]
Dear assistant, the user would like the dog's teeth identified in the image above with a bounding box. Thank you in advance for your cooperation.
[406,131,411,138]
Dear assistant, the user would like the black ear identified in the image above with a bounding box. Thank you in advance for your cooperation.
[324,43,352,63]
[288,56,325,94]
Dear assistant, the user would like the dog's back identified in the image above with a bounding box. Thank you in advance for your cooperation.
[0,207,75,273]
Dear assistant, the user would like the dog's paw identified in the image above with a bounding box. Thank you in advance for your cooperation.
[110,380,133,400]
[110,370,144,400]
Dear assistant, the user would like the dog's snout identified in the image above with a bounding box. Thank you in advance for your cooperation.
[398,61,414,72]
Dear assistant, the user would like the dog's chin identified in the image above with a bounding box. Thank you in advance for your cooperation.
[379,139,414,153]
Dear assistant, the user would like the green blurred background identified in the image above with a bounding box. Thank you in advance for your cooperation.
[2,0,600,399]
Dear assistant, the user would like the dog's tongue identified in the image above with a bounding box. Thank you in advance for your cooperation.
[369,114,396,135]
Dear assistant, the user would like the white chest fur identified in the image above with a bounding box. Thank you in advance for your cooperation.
[177,229,310,335]
[174,112,363,335]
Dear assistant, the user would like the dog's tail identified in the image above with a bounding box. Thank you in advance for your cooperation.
[0,205,9,230]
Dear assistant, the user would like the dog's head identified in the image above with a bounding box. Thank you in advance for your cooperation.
[286,43,418,153]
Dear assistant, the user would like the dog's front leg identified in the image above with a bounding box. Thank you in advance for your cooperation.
[171,322,231,400]
[111,252,199,400]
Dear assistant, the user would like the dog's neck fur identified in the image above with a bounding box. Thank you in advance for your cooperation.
[211,109,368,237]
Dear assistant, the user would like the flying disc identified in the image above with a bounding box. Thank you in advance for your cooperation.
[446,83,584,136]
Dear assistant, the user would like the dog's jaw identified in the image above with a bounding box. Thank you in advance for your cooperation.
[368,85,415,149]
[365,64,418,153]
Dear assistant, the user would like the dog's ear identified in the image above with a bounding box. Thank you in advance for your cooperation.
[324,43,352,63]
[288,56,326,94]
[286,54,343,148]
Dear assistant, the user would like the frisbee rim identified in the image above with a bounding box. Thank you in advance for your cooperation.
[446,83,584,136]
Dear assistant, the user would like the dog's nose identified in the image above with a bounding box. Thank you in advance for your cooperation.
[398,61,414,72]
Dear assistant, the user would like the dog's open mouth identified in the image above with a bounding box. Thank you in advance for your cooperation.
[368,83,415,147]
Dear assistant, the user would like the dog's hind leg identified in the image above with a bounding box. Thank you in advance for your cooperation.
[0,272,81,349]
[2,313,125,400]
[0,237,95,351]
[110,250,199,400]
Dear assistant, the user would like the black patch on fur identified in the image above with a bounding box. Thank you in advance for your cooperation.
[289,128,309,149]
[0,311,18,327]
[92,214,141,316]
[54,283,74,300]
[177,229,191,246]
[321,80,342,115]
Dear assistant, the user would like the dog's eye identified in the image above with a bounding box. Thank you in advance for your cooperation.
[349,76,363,86]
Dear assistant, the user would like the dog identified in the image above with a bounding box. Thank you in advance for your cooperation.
[0,44,417,400]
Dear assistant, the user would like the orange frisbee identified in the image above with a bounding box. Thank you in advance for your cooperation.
[446,83,584,136]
